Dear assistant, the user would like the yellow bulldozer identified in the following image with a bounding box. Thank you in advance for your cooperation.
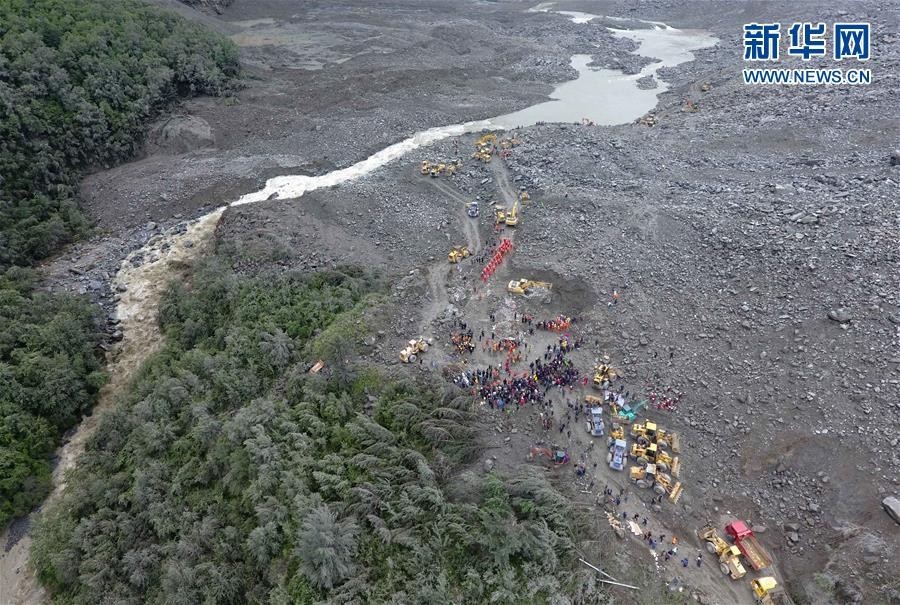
[592,362,618,388]
[629,463,683,503]
[630,442,680,476]
[752,577,791,605]
[630,421,658,445]
[472,133,496,163]
[699,526,747,580]
[448,246,470,263]
[518,190,530,202]
[507,279,552,296]
[399,337,431,363]
[421,160,461,177]
[656,427,681,453]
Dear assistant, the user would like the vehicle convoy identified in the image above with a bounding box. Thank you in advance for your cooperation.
[699,526,747,579]
[507,279,552,296]
[448,246,470,263]
[608,438,627,471]
[399,337,431,363]
[726,520,773,570]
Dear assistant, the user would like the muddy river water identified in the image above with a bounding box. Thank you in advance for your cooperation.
[0,8,716,604]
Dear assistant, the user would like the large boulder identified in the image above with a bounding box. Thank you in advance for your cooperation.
[146,115,215,155]
[883,496,900,525]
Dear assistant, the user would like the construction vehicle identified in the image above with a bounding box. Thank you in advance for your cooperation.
[607,438,627,471]
[654,449,680,477]
[507,279,552,296]
[466,201,479,218]
[584,406,604,437]
[448,246,470,263]
[420,160,431,175]
[527,446,569,466]
[615,399,647,423]
[399,337,431,363]
[725,520,773,571]
[655,427,681,453]
[592,362,618,387]
[505,199,519,226]
[518,190,530,202]
[699,526,747,579]
[630,421,659,445]
[630,463,683,503]
[606,422,625,445]
[751,577,793,605]
[630,441,658,466]
[494,205,506,225]
[628,442,679,476]
[472,133,496,162]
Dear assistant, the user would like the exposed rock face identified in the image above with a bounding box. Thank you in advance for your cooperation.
[177,0,233,14]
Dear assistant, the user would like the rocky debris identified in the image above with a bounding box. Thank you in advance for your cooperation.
[883,496,900,525]
[146,115,215,155]
[176,0,232,14]
[827,308,852,324]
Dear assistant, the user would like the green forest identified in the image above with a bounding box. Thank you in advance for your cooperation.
[0,0,239,525]
[31,262,600,603]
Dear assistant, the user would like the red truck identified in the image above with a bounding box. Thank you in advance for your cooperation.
[725,520,773,570]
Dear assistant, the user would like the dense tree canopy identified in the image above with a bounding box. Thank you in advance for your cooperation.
[0,0,238,525]
[0,267,105,525]
[0,0,239,264]
[31,264,598,603]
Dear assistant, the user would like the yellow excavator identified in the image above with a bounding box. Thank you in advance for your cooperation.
[507,279,552,296]
[505,199,519,226]
[699,526,747,580]
[448,246,470,263]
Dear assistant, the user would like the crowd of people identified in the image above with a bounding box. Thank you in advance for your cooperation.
[453,338,584,411]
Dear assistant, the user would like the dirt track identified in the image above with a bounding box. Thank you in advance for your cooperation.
[9,1,899,604]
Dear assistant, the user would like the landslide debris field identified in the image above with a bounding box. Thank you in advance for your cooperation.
[12,0,899,604]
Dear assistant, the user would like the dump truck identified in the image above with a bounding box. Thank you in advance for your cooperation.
[699,526,746,579]
[725,520,773,571]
